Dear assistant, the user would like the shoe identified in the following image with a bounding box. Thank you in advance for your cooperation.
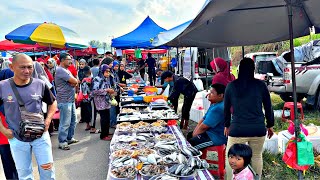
[101,136,112,141]
[67,138,79,145]
[90,129,101,134]
[59,144,70,150]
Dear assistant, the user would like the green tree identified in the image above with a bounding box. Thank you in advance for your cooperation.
[88,40,102,48]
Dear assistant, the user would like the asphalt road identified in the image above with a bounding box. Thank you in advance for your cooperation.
[0,109,111,180]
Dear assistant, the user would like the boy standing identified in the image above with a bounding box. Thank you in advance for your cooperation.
[188,83,227,150]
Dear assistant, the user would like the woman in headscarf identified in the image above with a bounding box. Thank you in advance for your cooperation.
[224,58,274,180]
[47,58,57,77]
[78,59,88,82]
[91,64,115,141]
[37,58,54,83]
[118,63,133,84]
[210,57,235,86]
[1,60,11,71]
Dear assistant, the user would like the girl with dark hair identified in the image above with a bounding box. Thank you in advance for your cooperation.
[228,144,254,180]
[224,58,274,180]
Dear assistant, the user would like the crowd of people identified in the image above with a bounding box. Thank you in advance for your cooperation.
[0,51,275,180]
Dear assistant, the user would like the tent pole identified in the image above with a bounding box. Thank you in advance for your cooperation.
[205,49,208,90]
[287,2,303,179]
[49,44,52,58]
[242,46,245,58]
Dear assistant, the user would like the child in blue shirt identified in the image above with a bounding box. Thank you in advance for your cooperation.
[188,83,227,150]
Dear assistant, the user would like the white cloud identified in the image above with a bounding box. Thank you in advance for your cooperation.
[0,0,206,46]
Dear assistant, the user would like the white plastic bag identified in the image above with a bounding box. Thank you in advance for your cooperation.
[162,85,170,97]
[193,79,204,91]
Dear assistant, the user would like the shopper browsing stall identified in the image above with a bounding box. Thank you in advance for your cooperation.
[118,63,132,84]
[91,65,115,141]
[161,71,198,130]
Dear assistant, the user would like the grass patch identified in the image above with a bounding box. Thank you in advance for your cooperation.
[262,151,320,180]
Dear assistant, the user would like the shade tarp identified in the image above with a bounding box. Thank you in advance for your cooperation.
[162,0,320,47]
[112,16,167,49]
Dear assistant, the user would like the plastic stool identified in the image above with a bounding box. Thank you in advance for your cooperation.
[282,102,304,121]
[201,145,225,179]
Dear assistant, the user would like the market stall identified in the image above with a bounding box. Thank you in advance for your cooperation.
[106,77,214,180]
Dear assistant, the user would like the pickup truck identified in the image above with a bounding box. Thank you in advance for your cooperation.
[267,58,320,108]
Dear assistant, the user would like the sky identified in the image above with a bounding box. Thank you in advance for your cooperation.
[0,0,206,46]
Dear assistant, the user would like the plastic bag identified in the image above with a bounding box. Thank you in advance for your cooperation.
[287,120,308,136]
[76,91,84,103]
[162,85,170,97]
[193,78,204,91]
[297,134,315,166]
[110,98,118,106]
[282,137,309,171]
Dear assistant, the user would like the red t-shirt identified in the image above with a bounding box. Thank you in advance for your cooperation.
[0,112,9,145]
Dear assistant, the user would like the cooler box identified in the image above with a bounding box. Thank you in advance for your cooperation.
[278,127,320,153]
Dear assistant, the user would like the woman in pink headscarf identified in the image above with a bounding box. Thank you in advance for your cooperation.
[210,57,235,86]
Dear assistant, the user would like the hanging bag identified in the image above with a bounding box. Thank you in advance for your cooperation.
[282,137,309,171]
[9,78,45,141]
[297,133,315,166]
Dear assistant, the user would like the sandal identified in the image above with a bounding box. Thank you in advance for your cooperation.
[90,129,101,134]
[59,144,70,150]
[101,136,112,141]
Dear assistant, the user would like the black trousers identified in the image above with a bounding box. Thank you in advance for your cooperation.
[148,69,156,86]
[0,144,18,180]
[80,101,92,123]
[180,94,196,129]
[187,132,214,150]
[98,109,110,139]
[140,70,145,80]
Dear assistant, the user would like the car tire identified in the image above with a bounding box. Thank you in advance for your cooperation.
[279,93,305,102]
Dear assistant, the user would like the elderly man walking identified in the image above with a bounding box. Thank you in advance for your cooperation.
[0,53,57,180]
[55,53,79,150]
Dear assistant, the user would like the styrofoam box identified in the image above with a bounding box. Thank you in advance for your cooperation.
[190,108,204,123]
[278,128,320,153]
[263,134,278,154]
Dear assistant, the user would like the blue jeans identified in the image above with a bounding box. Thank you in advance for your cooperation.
[58,102,77,144]
[110,106,117,127]
[8,132,55,180]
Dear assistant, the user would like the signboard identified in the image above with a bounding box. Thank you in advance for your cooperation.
[183,48,191,78]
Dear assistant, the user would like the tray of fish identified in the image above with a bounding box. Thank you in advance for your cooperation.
[110,165,138,180]
[135,133,155,141]
[111,149,134,159]
[111,156,138,168]
[149,105,171,111]
[154,141,179,157]
[149,174,178,180]
[139,165,167,180]
[151,120,167,127]
[180,145,203,157]
[155,134,175,142]
[122,103,149,108]
[118,115,141,122]
[150,126,168,134]
[138,154,163,165]
[114,135,135,143]
[167,163,197,178]
[133,148,156,157]
[111,141,155,152]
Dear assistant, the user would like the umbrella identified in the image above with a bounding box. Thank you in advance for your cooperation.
[5,22,87,49]
[161,0,320,179]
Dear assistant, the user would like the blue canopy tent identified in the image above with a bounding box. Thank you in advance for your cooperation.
[152,20,192,47]
[111,16,167,49]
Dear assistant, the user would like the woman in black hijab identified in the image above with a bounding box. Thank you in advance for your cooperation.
[224,58,275,180]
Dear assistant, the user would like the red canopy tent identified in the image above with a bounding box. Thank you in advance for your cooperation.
[0,40,55,52]
[68,47,98,57]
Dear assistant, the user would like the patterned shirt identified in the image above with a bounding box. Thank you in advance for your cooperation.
[91,76,112,110]
[233,166,254,180]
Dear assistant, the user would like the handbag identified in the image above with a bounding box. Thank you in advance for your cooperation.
[9,79,45,140]
[297,134,315,166]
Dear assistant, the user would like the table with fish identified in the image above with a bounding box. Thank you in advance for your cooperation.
[107,120,215,180]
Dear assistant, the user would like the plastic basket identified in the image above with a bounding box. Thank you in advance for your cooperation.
[143,95,167,103]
